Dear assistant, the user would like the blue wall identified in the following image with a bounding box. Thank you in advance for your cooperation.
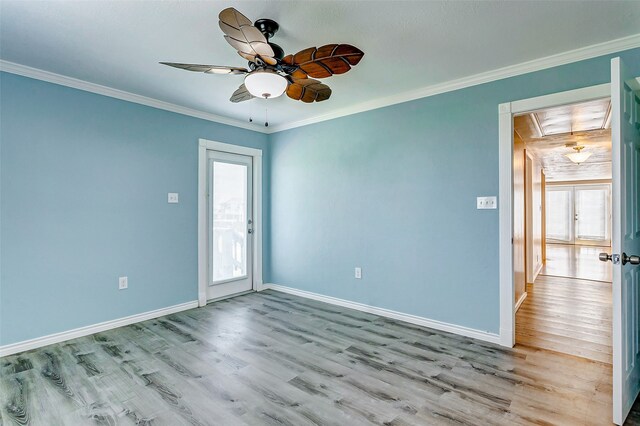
[267,48,640,334]
[0,72,269,345]
[3,48,640,346]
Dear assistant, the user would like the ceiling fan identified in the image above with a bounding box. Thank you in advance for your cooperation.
[161,7,364,108]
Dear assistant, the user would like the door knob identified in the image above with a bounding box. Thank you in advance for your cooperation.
[622,253,640,266]
[599,253,612,262]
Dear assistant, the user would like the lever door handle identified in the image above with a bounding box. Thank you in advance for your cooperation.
[623,253,640,266]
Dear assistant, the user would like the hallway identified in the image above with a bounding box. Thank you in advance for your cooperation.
[540,243,612,282]
[516,243,612,363]
[516,274,612,363]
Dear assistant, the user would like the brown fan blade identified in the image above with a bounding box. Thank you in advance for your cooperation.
[218,8,276,66]
[283,44,364,79]
[286,78,331,103]
[160,62,248,75]
[230,84,254,103]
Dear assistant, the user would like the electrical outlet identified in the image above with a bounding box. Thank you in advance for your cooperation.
[119,276,128,290]
[355,267,362,279]
[168,193,179,204]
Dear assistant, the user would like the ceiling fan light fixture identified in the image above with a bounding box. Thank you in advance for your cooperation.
[244,70,287,99]
[207,68,233,75]
[565,146,592,164]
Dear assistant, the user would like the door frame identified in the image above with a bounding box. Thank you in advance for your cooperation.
[498,83,611,347]
[198,139,264,307]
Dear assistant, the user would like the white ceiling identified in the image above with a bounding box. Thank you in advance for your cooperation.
[1,1,639,131]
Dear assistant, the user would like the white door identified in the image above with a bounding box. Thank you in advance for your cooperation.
[608,57,640,425]
[206,150,254,301]
[546,186,575,243]
[574,185,611,246]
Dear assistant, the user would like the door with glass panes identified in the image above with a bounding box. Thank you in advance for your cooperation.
[546,184,611,246]
[206,150,253,301]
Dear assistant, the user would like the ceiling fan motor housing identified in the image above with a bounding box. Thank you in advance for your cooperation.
[254,18,284,60]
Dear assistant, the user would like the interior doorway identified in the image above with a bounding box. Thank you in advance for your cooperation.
[511,98,613,364]
[500,62,640,424]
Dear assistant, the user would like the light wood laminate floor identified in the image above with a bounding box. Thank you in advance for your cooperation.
[516,275,612,364]
[541,243,612,282]
[2,290,637,425]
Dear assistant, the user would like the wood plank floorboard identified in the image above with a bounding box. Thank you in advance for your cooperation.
[541,244,612,282]
[2,289,639,425]
[516,274,613,365]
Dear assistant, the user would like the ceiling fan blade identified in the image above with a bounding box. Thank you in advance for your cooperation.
[283,44,364,79]
[286,78,331,103]
[160,62,248,75]
[218,7,252,27]
[230,83,255,103]
[218,7,277,66]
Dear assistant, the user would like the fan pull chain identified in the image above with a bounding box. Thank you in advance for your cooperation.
[265,103,269,127]
[248,99,253,123]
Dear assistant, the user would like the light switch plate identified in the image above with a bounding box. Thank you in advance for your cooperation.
[168,193,179,204]
[477,196,497,209]
[355,267,362,279]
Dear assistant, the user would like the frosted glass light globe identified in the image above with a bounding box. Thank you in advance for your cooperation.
[244,70,288,99]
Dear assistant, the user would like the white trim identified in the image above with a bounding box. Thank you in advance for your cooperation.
[264,284,501,345]
[0,301,198,357]
[498,101,515,347]
[0,60,266,134]
[197,139,263,308]
[498,83,612,348]
[510,83,612,113]
[267,34,640,133]
[515,292,528,313]
[2,34,639,135]
[198,139,263,158]
[533,262,543,283]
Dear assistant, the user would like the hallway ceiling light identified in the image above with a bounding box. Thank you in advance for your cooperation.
[565,146,592,164]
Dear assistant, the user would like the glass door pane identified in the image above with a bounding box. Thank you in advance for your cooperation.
[575,185,610,245]
[211,161,248,283]
[546,187,574,243]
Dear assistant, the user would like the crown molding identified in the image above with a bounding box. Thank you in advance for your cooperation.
[267,33,640,133]
[0,60,268,134]
[1,33,639,135]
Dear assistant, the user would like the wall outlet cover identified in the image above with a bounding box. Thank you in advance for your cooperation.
[119,276,128,290]
[168,193,179,204]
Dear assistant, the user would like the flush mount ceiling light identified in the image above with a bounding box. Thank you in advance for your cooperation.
[565,145,592,164]
[243,70,288,99]
[531,99,612,137]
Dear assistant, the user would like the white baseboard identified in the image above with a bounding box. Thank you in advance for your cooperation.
[0,300,199,357]
[263,284,501,345]
[515,291,528,312]
[532,262,544,282]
